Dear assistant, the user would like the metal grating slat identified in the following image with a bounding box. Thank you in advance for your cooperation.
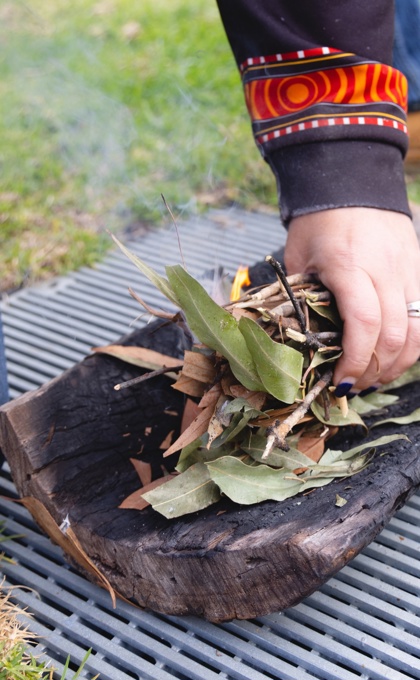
[1,207,420,680]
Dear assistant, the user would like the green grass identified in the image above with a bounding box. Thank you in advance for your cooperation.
[0,521,98,679]
[1,1,419,291]
[408,170,420,204]
[0,0,274,292]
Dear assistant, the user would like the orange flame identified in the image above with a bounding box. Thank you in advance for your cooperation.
[230,265,251,302]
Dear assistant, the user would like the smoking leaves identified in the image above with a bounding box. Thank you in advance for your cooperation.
[112,238,420,519]
[108,244,316,403]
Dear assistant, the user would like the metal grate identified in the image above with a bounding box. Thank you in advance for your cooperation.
[1,207,420,680]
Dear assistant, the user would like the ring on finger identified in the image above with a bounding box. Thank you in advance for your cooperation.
[407,300,420,318]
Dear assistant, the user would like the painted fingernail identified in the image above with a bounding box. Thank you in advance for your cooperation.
[347,391,360,400]
[359,386,378,397]
[334,380,356,398]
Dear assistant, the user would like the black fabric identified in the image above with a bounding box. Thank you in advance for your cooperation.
[269,140,410,224]
[216,1,395,65]
[216,0,410,220]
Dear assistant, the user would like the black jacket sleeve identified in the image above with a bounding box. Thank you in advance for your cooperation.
[216,0,410,224]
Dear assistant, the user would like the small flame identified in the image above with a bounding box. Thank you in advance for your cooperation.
[230,265,251,302]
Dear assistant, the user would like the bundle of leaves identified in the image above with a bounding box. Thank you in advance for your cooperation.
[93,237,420,519]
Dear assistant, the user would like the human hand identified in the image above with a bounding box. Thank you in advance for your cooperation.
[284,207,420,393]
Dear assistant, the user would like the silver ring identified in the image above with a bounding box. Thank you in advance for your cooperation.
[407,301,420,318]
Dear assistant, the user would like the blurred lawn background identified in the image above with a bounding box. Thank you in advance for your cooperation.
[0,0,277,293]
[1,0,419,293]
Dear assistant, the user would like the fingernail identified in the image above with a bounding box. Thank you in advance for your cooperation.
[334,380,356,398]
[347,390,360,400]
[359,386,379,397]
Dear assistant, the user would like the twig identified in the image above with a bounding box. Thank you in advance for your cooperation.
[114,365,183,391]
[266,256,307,333]
[129,288,175,320]
[263,368,334,456]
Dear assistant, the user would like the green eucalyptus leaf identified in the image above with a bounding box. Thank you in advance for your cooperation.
[296,476,335,493]
[206,456,304,504]
[175,434,208,472]
[320,434,409,465]
[212,412,253,447]
[350,392,399,415]
[371,408,420,428]
[141,462,220,518]
[166,265,264,391]
[300,454,369,477]
[307,350,342,372]
[244,434,368,477]
[207,456,337,504]
[311,399,366,427]
[238,317,304,404]
[242,434,317,469]
[223,397,266,419]
[176,441,235,473]
[380,362,420,391]
[362,392,400,409]
[112,234,179,306]
[306,298,342,327]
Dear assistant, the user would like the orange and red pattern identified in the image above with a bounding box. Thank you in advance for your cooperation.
[241,47,408,146]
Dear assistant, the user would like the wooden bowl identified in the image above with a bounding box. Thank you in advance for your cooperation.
[1,321,419,622]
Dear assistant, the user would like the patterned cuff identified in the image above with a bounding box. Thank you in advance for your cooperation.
[241,47,408,157]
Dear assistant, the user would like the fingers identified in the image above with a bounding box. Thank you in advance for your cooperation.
[326,273,420,392]
[322,267,382,391]
[285,207,420,393]
[378,314,420,385]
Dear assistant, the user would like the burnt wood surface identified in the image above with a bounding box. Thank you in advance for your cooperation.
[1,319,420,622]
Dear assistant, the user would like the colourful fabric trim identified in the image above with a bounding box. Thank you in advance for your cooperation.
[241,47,408,146]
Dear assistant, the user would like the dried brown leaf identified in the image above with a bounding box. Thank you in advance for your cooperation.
[172,373,206,397]
[198,382,223,409]
[292,434,326,473]
[15,497,117,606]
[93,344,182,371]
[228,384,267,411]
[207,395,229,448]
[163,403,215,457]
[119,474,178,510]
[159,430,175,450]
[181,398,202,433]
[249,405,296,427]
[230,308,260,322]
[296,435,325,463]
[181,350,216,383]
[130,458,152,486]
